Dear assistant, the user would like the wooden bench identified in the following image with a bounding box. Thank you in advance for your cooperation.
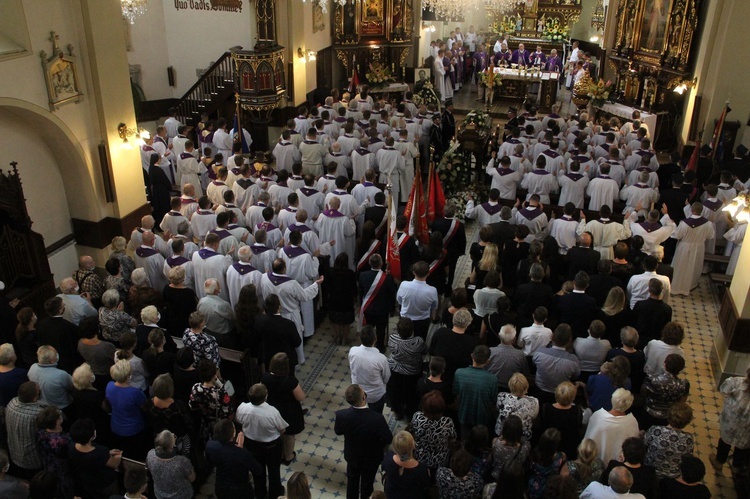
[710,273,733,285]
[704,254,731,264]
[172,336,244,363]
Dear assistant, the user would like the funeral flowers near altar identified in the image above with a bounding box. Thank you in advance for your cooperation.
[449,185,489,221]
[477,71,504,89]
[462,109,492,130]
[413,81,441,110]
[587,79,615,107]
[542,21,568,41]
[438,146,472,195]
[366,62,396,87]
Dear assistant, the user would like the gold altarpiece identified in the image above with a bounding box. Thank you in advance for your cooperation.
[332,0,414,84]
[608,0,701,111]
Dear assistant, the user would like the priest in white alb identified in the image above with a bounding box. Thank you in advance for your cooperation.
[135,231,168,292]
[279,230,321,340]
[577,205,632,260]
[316,196,356,270]
[192,233,233,301]
[226,246,262,307]
[671,202,716,295]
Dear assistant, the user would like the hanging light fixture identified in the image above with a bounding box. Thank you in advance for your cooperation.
[483,0,525,20]
[121,0,148,25]
[301,0,333,15]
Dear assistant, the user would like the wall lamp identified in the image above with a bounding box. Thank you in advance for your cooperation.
[308,50,317,62]
[117,122,148,149]
[673,77,697,95]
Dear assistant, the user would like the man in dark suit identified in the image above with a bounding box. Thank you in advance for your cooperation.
[334,384,392,499]
[514,263,554,329]
[556,271,598,338]
[586,260,623,307]
[697,144,714,187]
[255,294,301,370]
[358,254,397,352]
[489,206,516,251]
[36,296,82,374]
[631,278,672,347]
[395,215,420,281]
[565,232,600,280]
[656,152,682,193]
[364,192,387,242]
[430,203,466,291]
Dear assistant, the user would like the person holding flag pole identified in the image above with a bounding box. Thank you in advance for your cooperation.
[358,182,398,351]
[230,94,253,156]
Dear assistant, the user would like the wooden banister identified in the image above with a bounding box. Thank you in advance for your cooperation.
[175,51,235,124]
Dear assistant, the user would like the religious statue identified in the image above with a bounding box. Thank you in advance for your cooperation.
[515,14,523,31]
[670,13,683,51]
[537,15,545,32]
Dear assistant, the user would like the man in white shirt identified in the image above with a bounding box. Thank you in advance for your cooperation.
[57,278,97,325]
[179,184,200,219]
[160,197,190,237]
[128,215,169,255]
[626,256,671,308]
[587,163,620,211]
[517,307,553,356]
[297,175,326,221]
[235,383,289,499]
[351,138,377,180]
[134,231,168,292]
[163,108,182,140]
[267,170,293,209]
[465,188,504,233]
[249,230,277,273]
[376,137,405,204]
[325,142,351,178]
[396,261,438,341]
[348,325,390,413]
[580,466,646,499]
[584,389,640,462]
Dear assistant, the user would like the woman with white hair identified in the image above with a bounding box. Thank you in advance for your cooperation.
[110,235,135,282]
[162,265,197,339]
[127,268,164,323]
[0,343,27,407]
[583,388,640,462]
[105,359,149,461]
[146,430,195,499]
[70,362,110,437]
[99,289,137,344]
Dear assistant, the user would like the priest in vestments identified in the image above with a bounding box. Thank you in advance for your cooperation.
[511,43,530,66]
[225,246,262,307]
[279,230,321,339]
[316,196,357,270]
[433,49,447,102]
[671,203,715,295]
[192,233,233,301]
[258,258,322,364]
[135,231,168,293]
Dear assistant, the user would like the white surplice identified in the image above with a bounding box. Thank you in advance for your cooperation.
[671,216,715,295]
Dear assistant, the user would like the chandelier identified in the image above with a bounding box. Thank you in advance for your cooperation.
[424,0,478,22]
[484,0,524,17]
[122,0,148,25]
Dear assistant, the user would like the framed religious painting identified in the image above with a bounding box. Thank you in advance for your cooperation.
[361,0,385,36]
[637,0,670,53]
[40,34,83,111]
[313,3,325,33]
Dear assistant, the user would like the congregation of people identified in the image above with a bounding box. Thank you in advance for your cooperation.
[2,30,750,499]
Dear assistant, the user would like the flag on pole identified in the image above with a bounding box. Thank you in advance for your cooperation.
[426,161,446,224]
[348,57,359,95]
[709,101,731,163]
[386,186,401,281]
[403,170,429,245]
[233,97,250,154]
[685,139,700,173]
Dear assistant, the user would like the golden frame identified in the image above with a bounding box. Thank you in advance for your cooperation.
[40,44,83,111]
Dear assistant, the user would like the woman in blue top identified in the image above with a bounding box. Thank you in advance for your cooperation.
[106,359,149,460]
[586,355,631,412]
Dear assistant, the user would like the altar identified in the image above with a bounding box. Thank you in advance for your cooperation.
[368,82,408,95]
[491,67,559,112]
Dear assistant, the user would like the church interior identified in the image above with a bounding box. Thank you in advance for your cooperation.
[1,0,750,497]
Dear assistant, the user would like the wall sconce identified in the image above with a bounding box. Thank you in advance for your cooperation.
[422,22,436,32]
[307,50,317,62]
[117,122,146,149]
[297,47,306,63]
[673,77,697,95]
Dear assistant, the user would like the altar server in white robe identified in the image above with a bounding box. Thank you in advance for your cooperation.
[179,185,200,220]
[316,164,339,195]
[538,140,565,176]
[249,229,277,273]
[190,197,218,242]
[279,230,320,339]
[351,139,377,180]
[324,142,351,178]
[325,177,366,218]
[284,210,327,255]
[210,212,240,257]
[628,205,676,255]
[212,118,233,162]
[176,142,204,197]
[299,129,327,177]
[256,207,283,249]
[152,126,174,183]
[335,123,360,157]
[509,145,532,173]
[625,138,659,172]
[298,176,326,221]
[351,169,382,208]
[549,203,580,254]
[512,195,549,242]
[163,239,195,290]
[557,160,589,209]
[272,130,301,173]
[128,216,169,256]
[620,171,658,218]
[277,194,301,233]
[465,188,504,235]
[207,168,230,208]
[587,163,620,211]
[568,143,597,175]
[485,153,523,200]
[246,192,272,229]
[724,220,747,276]
[160,197,190,238]
[671,203,715,295]
[316,196,357,270]
[376,137,405,205]
[167,222,199,260]
[259,258,323,364]
[226,246,262,307]
[135,231,169,293]
[394,130,419,201]
[268,170,293,209]
[599,148,627,186]
[434,49,447,103]
[192,233,233,301]
[697,184,727,256]
[577,205,633,260]
[521,156,559,205]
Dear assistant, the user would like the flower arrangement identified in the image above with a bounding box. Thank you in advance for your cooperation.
[415,81,441,110]
[438,144,472,196]
[462,109,492,130]
[586,78,615,107]
[365,62,395,87]
[542,21,568,41]
[449,186,489,221]
[477,71,503,89]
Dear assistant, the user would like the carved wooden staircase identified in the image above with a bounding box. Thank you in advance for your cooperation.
[174,51,235,125]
